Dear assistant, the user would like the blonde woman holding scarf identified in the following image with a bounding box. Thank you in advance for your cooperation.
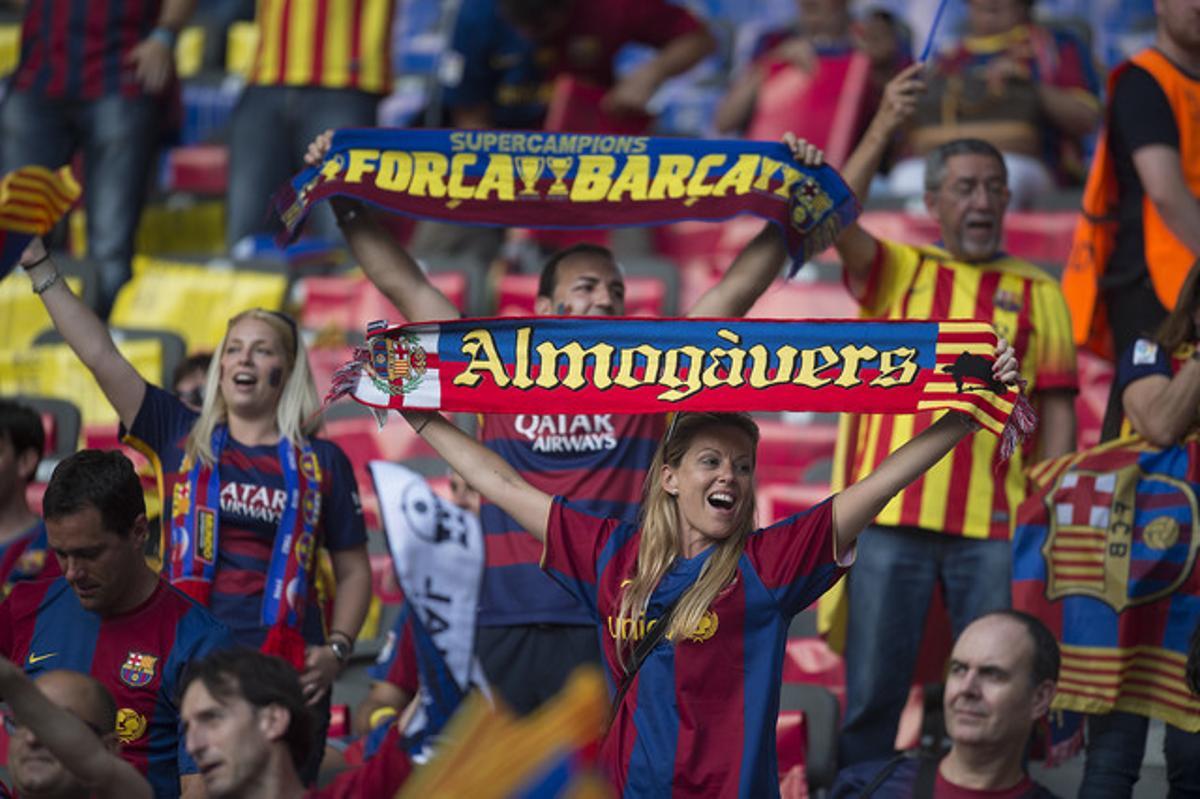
[18,238,371,784]
[397,339,1018,798]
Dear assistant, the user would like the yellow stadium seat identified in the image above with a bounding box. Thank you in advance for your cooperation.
[0,271,84,349]
[0,25,20,78]
[110,256,288,352]
[226,22,260,78]
[70,201,227,258]
[175,27,205,80]
[0,340,163,428]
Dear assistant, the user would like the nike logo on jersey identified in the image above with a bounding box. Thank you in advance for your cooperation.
[27,652,57,665]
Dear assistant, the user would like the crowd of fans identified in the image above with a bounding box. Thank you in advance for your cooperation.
[1,0,1199,797]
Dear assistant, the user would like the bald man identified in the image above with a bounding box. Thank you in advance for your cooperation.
[1,654,151,799]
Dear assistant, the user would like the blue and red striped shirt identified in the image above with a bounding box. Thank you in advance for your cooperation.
[477,412,664,626]
[543,498,845,798]
[0,577,233,798]
[125,385,366,648]
[369,601,418,696]
[12,0,164,100]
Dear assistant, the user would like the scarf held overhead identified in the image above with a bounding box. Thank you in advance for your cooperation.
[275,129,859,276]
[330,317,1034,455]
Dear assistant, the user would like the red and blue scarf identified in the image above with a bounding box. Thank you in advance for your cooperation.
[168,427,321,670]
[275,129,859,278]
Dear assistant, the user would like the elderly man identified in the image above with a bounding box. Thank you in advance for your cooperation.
[830,611,1060,797]
[1,654,151,799]
[805,64,1077,766]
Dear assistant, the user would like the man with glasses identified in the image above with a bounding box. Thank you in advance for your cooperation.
[0,450,233,798]
[800,66,1078,766]
[1,653,151,799]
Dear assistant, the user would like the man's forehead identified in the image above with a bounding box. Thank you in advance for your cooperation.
[556,254,623,284]
[943,152,1006,181]
[953,616,1031,666]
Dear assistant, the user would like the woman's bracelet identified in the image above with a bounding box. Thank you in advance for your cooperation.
[31,269,62,295]
[412,414,433,435]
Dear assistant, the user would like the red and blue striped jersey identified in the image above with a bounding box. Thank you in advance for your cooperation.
[0,577,234,798]
[369,600,418,695]
[543,498,845,798]
[477,412,665,626]
[12,0,163,100]
[125,385,366,647]
[0,521,58,597]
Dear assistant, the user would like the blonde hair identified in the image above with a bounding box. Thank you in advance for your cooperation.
[614,412,759,666]
[184,309,320,466]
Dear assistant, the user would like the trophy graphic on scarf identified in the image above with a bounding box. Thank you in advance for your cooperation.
[546,156,573,199]
[515,156,545,198]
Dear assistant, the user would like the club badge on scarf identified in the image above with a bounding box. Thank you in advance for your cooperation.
[1013,433,1200,732]
[275,129,859,276]
[332,316,1035,457]
[369,461,487,750]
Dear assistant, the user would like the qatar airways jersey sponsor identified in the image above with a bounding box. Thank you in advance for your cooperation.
[476,412,665,626]
[511,413,619,453]
[218,481,288,524]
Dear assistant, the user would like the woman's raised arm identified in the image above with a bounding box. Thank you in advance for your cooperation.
[402,411,553,541]
[21,239,146,428]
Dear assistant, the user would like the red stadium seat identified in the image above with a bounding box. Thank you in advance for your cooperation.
[755,420,838,487]
[494,273,666,316]
[747,279,858,320]
[756,483,831,524]
[164,144,229,196]
[653,217,764,264]
[746,51,872,167]
[298,271,468,334]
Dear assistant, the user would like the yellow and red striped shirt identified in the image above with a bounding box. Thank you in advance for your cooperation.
[833,240,1078,540]
[249,0,395,94]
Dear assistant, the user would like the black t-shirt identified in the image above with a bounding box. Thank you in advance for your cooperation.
[1104,64,1180,290]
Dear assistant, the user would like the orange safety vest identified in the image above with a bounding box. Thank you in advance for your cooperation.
[1061,48,1200,359]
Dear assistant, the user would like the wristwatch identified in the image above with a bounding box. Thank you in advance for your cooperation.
[328,637,353,664]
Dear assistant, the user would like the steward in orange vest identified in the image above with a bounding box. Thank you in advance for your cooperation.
[1062,48,1200,360]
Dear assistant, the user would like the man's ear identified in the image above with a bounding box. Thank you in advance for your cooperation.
[1030,679,1056,720]
[923,190,937,217]
[129,514,151,553]
[16,447,39,484]
[258,703,292,744]
[533,295,553,315]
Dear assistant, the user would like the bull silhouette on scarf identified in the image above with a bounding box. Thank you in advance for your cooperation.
[944,352,1008,394]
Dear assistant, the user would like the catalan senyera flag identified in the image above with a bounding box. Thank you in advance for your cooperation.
[275,129,860,277]
[330,317,1034,453]
[1013,433,1200,731]
[0,165,81,279]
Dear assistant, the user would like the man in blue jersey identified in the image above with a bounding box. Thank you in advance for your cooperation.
[307,129,822,713]
[1,654,151,799]
[0,450,233,798]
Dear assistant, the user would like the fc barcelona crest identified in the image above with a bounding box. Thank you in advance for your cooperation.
[119,652,158,688]
[1042,463,1200,611]
[369,331,428,397]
